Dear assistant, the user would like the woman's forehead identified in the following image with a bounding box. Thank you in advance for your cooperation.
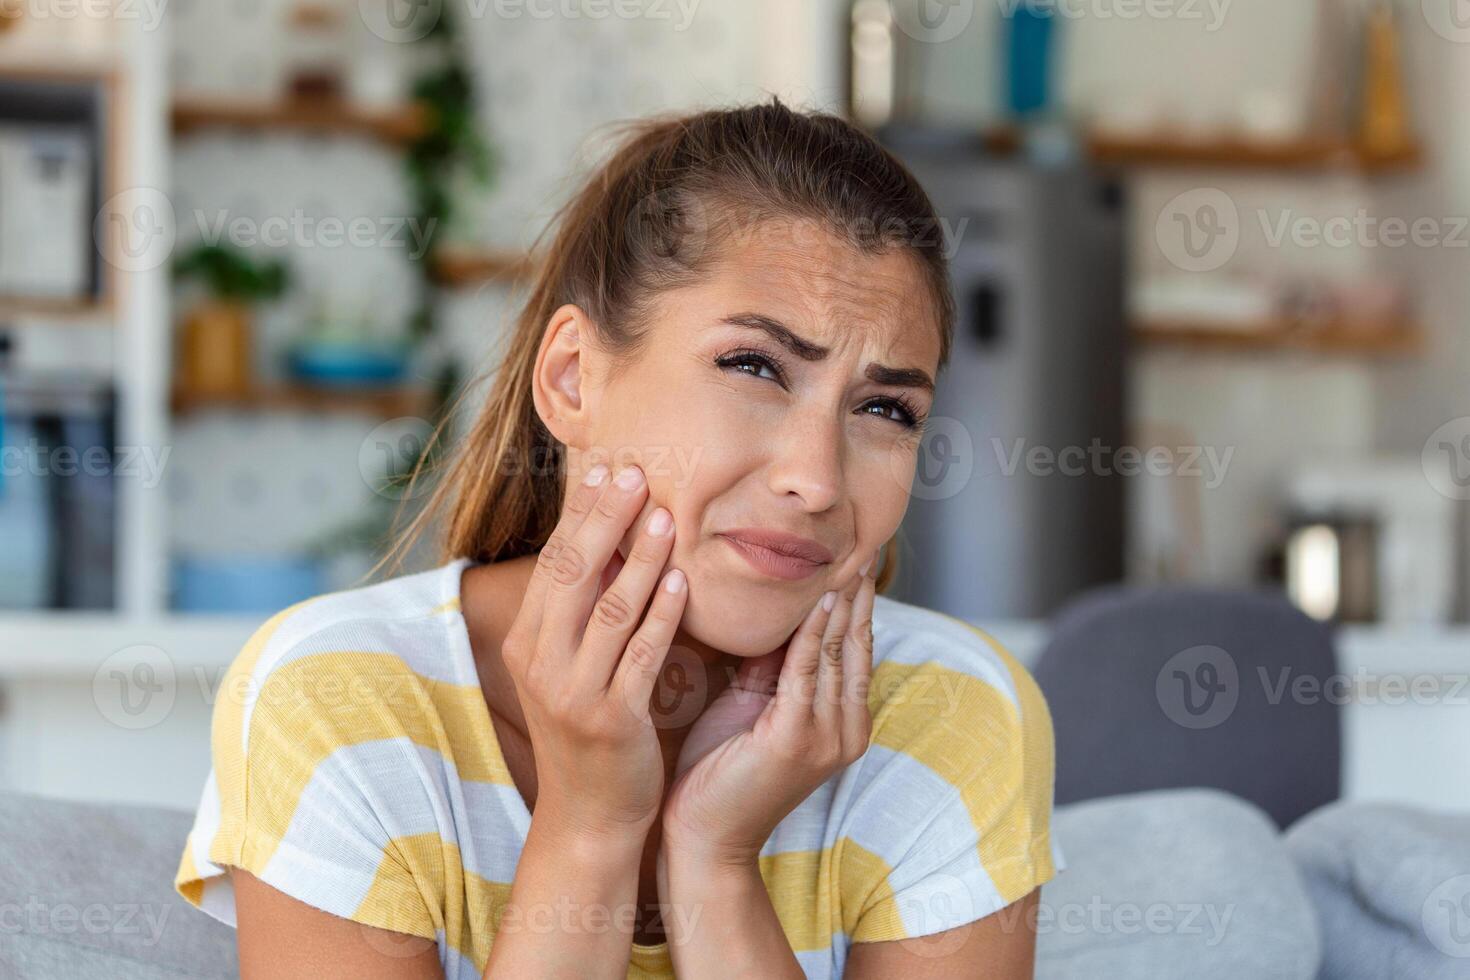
[691,224,940,363]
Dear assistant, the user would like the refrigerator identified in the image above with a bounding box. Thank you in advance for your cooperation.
[882,133,1128,622]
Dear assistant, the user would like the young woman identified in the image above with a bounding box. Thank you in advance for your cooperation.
[175,100,1061,979]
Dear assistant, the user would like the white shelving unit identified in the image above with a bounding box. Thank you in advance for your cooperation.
[0,21,256,661]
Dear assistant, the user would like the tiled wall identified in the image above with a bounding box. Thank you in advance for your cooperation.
[163,0,783,574]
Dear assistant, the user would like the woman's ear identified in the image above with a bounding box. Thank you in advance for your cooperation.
[531,303,598,449]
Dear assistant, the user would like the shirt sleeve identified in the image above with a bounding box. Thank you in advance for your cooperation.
[173,605,438,940]
[848,626,1060,945]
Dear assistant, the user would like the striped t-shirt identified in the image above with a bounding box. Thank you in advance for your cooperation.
[175,556,1062,978]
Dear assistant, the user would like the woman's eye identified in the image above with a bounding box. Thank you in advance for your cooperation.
[859,398,923,429]
[717,350,784,384]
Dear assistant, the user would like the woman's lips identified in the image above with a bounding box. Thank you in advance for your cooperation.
[718,533,829,581]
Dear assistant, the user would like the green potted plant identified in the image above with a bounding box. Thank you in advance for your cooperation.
[173,244,289,398]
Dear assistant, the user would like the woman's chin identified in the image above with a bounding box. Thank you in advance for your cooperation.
[679,583,806,657]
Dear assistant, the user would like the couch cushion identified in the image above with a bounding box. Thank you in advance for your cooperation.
[1285,800,1470,980]
[0,790,238,980]
[1038,788,1321,980]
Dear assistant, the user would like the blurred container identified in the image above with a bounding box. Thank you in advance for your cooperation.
[0,370,116,610]
[0,414,53,609]
[1282,514,1379,623]
[286,338,409,386]
[173,555,326,613]
[177,300,253,397]
[1004,1,1056,119]
[0,124,92,300]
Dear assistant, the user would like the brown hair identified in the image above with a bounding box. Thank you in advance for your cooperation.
[383,98,956,594]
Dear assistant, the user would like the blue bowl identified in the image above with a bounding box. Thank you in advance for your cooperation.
[286,341,409,386]
[173,556,326,613]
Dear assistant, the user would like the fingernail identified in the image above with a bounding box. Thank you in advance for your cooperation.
[664,569,686,593]
[821,590,837,612]
[859,557,872,577]
[615,465,644,490]
[647,508,672,536]
[583,464,609,486]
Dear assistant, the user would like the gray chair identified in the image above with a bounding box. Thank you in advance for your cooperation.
[1032,586,1342,829]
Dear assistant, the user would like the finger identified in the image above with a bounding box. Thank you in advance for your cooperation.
[772,590,836,728]
[841,553,879,755]
[541,465,650,656]
[816,572,861,727]
[579,505,676,690]
[517,463,610,641]
[611,567,688,718]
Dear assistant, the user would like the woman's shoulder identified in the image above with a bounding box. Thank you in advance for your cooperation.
[213,559,477,759]
[222,559,472,693]
[869,592,1050,737]
[179,559,481,940]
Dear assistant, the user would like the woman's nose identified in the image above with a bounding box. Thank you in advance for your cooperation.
[766,412,843,512]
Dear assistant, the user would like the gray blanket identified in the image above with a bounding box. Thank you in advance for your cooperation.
[1286,800,1470,980]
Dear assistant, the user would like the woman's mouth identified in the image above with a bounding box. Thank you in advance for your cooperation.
[716,529,832,582]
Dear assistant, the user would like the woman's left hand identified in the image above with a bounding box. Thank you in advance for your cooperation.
[660,552,879,867]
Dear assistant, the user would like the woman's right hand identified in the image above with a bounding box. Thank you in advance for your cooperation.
[499,462,687,844]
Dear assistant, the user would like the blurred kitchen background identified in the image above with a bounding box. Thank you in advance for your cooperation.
[0,0,1466,812]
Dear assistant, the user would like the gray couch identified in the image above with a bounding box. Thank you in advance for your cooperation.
[0,786,1343,979]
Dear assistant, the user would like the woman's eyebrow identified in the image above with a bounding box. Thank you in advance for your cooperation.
[720,311,935,393]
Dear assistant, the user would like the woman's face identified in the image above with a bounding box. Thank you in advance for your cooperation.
[551,218,942,656]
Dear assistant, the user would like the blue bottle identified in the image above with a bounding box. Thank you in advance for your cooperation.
[1005,1,1057,119]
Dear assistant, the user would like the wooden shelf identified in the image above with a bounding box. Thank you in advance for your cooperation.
[0,45,121,83]
[171,97,428,144]
[430,245,536,287]
[0,294,112,320]
[1132,317,1422,354]
[982,125,1422,175]
[1089,133,1422,174]
[171,383,431,418]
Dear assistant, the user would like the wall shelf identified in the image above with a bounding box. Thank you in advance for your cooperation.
[981,126,1422,175]
[171,97,428,144]
[1132,317,1422,354]
[171,382,431,418]
[0,294,112,320]
[429,245,535,287]
[1089,133,1421,174]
